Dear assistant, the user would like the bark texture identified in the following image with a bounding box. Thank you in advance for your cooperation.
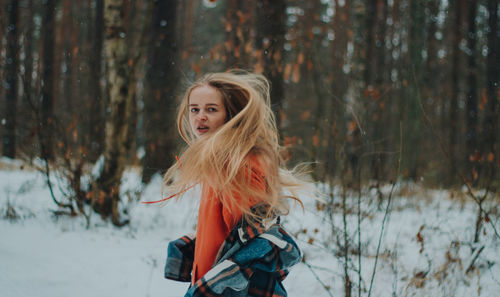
[255,0,286,130]
[141,0,178,184]
[88,0,105,162]
[40,0,56,160]
[95,0,136,226]
[3,0,19,158]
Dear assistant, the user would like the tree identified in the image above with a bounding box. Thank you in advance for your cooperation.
[141,0,179,184]
[88,0,105,162]
[327,0,351,179]
[2,0,19,158]
[482,0,499,182]
[423,0,440,105]
[40,0,57,161]
[465,0,478,181]
[94,0,137,225]
[254,0,286,130]
[405,0,425,180]
[448,0,466,183]
[20,0,36,157]
[370,0,390,181]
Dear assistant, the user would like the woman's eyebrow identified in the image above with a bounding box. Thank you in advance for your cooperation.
[188,103,219,106]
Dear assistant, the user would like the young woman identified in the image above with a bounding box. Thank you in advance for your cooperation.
[161,70,306,296]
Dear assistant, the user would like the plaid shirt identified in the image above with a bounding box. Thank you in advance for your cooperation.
[165,218,302,297]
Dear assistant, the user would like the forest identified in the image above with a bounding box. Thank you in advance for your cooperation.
[0,0,499,296]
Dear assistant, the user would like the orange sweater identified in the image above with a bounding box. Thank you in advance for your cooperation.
[192,156,266,283]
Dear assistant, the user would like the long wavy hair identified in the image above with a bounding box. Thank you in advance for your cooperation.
[162,70,306,223]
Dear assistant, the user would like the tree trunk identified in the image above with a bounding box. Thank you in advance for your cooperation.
[40,0,57,161]
[95,0,136,226]
[405,0,425,180]
[254,0,286,131]
[3,0,19,158]
[465,0,478,183]
[482,0,499,182]
[363,0,376,86]
[327,0,351,180]
[22,1,35,104]
[88,0,105,162]
[370,0,388,181]
[60,0,71,110]
[181,0,195,51]
[388,0,402,179]
[292,1,320,173]
[424,0,439,98]
[363,0,383,182]
[448,0,465,184]
[303,1,327,180]
[20,0,35,156]
[0,5,4,92]
[141,0,178,184]
[423,0,440,162]
[61,0,80,112]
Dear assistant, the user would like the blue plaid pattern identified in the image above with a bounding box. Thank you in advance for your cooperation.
[165,219,302,297]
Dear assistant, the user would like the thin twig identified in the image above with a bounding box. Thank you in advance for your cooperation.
[357,175,362,297]
[367,121,402,297]
[305,263,341,275]
[465,245,485,274]
[303,260,335,297]
[487,261,500,287]
[342,181,352,296]
[346,103,366,136]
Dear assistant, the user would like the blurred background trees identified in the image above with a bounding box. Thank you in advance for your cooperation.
[0,0,498,223]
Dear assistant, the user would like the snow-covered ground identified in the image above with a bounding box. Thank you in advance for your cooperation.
[1,158,499,297]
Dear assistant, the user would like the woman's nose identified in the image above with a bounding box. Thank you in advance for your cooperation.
[197,111,207,121]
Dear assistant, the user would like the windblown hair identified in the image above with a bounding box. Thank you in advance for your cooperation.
[162,70,306,224]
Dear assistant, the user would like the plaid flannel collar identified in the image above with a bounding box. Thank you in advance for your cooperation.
[213,203,277,265]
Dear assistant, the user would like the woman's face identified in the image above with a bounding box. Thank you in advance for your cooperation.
[188,85,227,138]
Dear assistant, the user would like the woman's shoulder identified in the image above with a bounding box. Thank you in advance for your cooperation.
[247,147,275,169]
[246,151,269,177]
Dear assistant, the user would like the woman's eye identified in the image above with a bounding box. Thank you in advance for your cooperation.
[208,107,217,112]
[190,108,199,113]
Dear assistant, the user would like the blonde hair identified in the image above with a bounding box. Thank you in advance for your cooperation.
[162,70,305,224]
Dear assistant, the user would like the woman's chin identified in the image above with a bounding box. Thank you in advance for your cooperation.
[194,131,209,138]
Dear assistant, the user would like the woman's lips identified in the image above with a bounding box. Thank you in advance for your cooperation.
[197,126,209,134]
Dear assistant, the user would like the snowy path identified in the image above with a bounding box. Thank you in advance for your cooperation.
[1,223,188,297]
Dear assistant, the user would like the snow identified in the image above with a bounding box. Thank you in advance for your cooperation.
[1,161,499,297]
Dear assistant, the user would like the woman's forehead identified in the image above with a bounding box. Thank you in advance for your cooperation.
[188,85,223,105]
